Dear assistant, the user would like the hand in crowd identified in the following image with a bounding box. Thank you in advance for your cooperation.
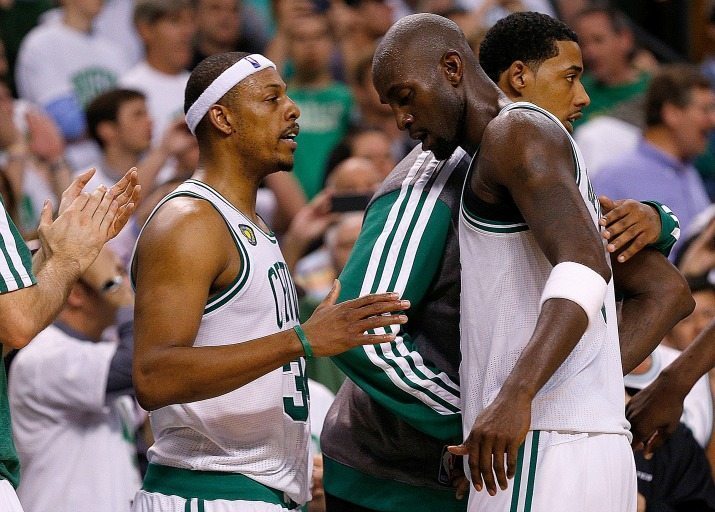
[160,118,196,159]
[599,196,661,262]
[626,375,683,458]
[82,246,133,308]
[26,109,65,166]
[301,279,410,357]
[678,218,715,278]
[282,190,339,271]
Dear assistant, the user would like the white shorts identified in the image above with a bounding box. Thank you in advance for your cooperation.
[467,431,636,512]
[132,490,296,512]
[131,464,301,512]
[0,479,24,512]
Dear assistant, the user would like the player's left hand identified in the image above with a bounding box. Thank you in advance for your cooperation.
[448,393,531,496]
[599,196,660,263]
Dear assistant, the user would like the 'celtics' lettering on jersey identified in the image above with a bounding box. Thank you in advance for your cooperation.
[71,67,118,106]
[130,179,312,504]
[268,261,300,329]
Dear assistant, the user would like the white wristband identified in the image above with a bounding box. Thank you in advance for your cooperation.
[539,261,608,326]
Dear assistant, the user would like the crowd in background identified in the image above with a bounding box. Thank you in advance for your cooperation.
[2,0,715,510]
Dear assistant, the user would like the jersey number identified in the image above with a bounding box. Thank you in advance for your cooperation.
[283,359,309,422]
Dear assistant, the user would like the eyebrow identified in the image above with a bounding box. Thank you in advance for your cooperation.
[564,65,583,74]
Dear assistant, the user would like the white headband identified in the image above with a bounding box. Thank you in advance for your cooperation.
[185,54,276,135]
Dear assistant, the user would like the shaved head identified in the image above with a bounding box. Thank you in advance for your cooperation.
[373,13,473,87]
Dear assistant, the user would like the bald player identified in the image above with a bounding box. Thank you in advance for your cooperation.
[368,13,692,512]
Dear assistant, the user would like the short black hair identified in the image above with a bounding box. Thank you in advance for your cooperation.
[184,51,251,139]
[479,11,578,83]
[86,88,145,148]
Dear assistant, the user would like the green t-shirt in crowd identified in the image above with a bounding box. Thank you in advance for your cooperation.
[289,83,353,199]
[579,70,650,125]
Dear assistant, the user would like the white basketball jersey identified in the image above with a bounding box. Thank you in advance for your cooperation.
[458,102,629,438]
[132,179,311,504]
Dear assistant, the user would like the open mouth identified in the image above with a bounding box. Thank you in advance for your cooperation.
[280,124,300,147]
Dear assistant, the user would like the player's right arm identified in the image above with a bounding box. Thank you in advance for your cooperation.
[132,198,409,411]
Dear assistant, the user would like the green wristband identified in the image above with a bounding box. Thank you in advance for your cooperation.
[641,200,680,258]
[293,325,313,358]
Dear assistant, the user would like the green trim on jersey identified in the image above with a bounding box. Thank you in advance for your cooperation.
[323,457,466,512]
[133,190,251,314]
[0,362,20,488]
[186,179,277,244]
[0,205,36,293]
[460,204,529,234]
[142,463,300,509]
[331,179,462,441]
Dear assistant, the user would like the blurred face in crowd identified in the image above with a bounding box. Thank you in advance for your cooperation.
[351,129,395,178]
[574,11,632,84]
[196,0,241,48]
[354,0,393,39]
[287,15,333,81]
[139,8,197,73]
[666,86,715,160]
[328,157,382,195]
[668,288,715,350]
[113,97,153,154]
[327,213,363,274]
[65,0,104,22]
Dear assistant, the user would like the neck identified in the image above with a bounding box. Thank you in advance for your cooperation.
[63,9,93,32]
[291,70,332,88]
[195,150,264,222]
[104,146,141,177]
[57,311,104,342]
[600,65,638,87]
[461,73,506,154]
[146,54,182,76]
[644,126,685,162]
[197,38,235,59]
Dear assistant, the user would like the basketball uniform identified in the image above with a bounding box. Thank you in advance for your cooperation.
[130,179,310,511]
[458,102,635,512]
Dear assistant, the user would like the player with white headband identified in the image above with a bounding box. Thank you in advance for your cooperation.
[129,51,411,512]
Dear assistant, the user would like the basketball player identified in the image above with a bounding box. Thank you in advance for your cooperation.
[369,13,693,512]
[0,166,139,512]
[321,12,687,512]
[130,52,409,512]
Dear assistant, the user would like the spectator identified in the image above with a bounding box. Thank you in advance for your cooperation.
[285,13,354,199]
[592,64,715,257]
[120,0,196,170]
[190,0,267,70]
[14,0,132,171]
[84,88,196,264]
[573,5,650,125]
[9,246,141,512]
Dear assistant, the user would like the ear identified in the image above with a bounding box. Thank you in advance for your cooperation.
[442,51,464,87]
[96,120,116,145]
[136,21,154,44]
[500,61,529,97]
[661,102,682,128]
[66,284,85,308]
[207,104,235,136]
